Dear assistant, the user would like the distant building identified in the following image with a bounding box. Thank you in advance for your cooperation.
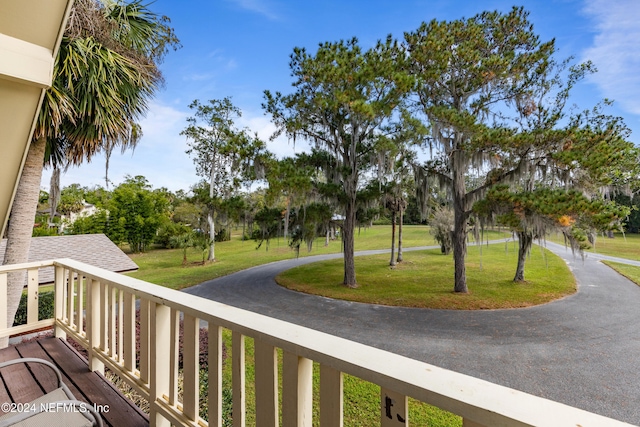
[38,200,99,233]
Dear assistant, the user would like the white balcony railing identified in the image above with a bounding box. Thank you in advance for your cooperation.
[0,259,634,427]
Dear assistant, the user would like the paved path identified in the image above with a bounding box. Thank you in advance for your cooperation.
[184,240,640,425]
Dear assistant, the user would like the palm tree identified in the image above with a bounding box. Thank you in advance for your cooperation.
[2,0,178,344]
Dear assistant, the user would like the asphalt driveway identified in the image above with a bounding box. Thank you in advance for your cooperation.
[184,240,640,424]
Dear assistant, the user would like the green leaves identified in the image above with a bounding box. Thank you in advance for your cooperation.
[107,175,170,252]
[40,0,178,169]
[182,98,267,197]
[473,184,629,240]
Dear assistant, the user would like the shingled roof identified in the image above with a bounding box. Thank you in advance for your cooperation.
[0,234,138,284]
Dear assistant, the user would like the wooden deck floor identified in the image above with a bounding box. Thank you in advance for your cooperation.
[0,336,148,427]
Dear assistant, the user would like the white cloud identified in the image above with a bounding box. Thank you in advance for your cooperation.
[581,0,640,115]
[138,101,188,145]
[183,73,215,82]
[225,0,280,20]
[41,101,199,193]
[237,111,312,159]
[40,103,316,194]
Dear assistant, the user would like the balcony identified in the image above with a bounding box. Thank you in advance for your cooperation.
[0,258,634,427]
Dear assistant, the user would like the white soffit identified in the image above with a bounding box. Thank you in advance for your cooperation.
[0,0,74,239]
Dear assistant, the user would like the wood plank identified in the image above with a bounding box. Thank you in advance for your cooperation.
[139,299,150,384]
[150,303,170,427]
[88,278,105,373]
[53,266,66,338]
[77,274,84,334]
[67,270,75,327]
[0,346,45,405]
[38,337,148,427]
[168,308,179,406]
[282,351,313,427]
[381,387,408,427]
[320,364,343,427]
[182,313,199,421]
[11,339,89,414]
[232,332,245,427]
[254,339,278,427]
[15,341,60,394]
[26,269,38,324]
[123,291,135,372]
[0,375,10,412]
[208,325,223,427]
[109,286,117,359]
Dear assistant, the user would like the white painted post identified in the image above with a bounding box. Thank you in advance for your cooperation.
[150,303,170,427]
[117,289,123,363]
[183,313,200,421]
[123,291,136,372]
[53,266,66,339]
[109,286,117,358]
[88,278,104,374]
[208,324,223,427]
[66,270,75,328]
[254,338,278,427]
[168,308,179,406]
[232,332,246,427]
[381,388,408,427]
[26,269,38,324]
[100,282,108,353]
[282,351,313,427]
[320,365,343,427]
[76,275,84,334]
[139,299,150,384]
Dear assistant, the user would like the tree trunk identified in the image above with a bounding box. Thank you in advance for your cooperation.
[207,208,215,261]
[208,163,216,261]
[514,231,533,282]
[397,206,404,263]
[452,151,468,293]
[283,198,290,240]
[389,211,396,267]
[49,167,60,223]
[104,143,113,189]
[343,199,357,287]
[2,137,47,348]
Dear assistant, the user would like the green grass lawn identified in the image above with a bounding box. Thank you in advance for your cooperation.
[220,331,461,427]
[602,261,640,287]
[127,226,510,290]
[546,231,640,261]
[277,240,576,309]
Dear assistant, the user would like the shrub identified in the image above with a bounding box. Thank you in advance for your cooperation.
[214,228,230,242]
[155,222,192,248]
[13,291,55,326]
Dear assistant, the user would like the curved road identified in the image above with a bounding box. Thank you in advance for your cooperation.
[184,240,640,425]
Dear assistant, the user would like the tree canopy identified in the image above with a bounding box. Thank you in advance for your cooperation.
[264,37,411,287]
[405,6,636,292]
[182,97,267,261]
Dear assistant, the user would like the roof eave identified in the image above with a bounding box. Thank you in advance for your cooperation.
[0,0,74,238]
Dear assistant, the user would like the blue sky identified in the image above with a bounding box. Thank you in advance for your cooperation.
[47,0,640,193]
